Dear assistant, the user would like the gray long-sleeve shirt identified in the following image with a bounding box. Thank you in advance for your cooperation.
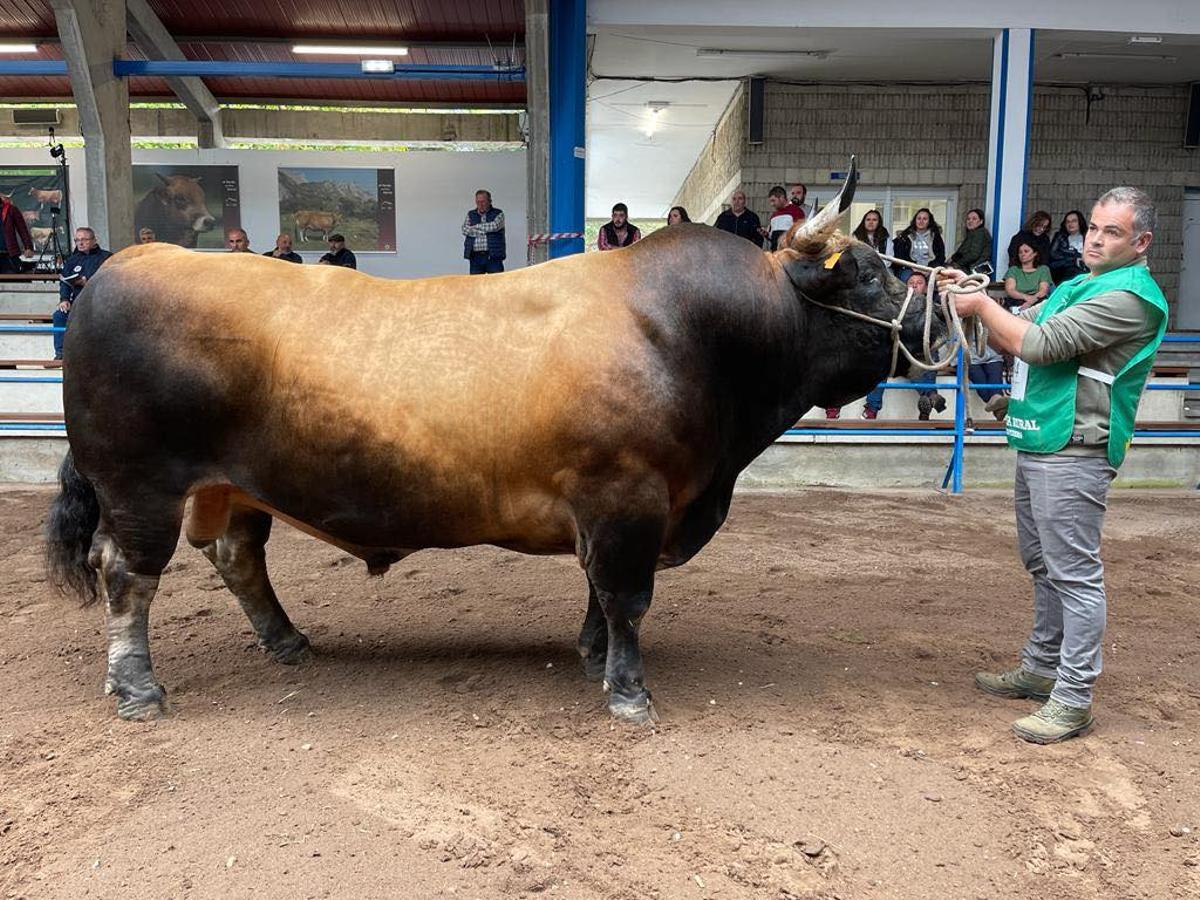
[1015,258,1159,456]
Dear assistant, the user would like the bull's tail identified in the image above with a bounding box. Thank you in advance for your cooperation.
[45,450,101,605]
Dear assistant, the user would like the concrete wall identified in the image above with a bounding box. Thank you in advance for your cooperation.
[674,81,1200,312]
[671,86,746,224]
[0,145,527,279]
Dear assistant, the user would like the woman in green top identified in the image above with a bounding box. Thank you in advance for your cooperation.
[1003,240,1052,312]
[949,207,992,273]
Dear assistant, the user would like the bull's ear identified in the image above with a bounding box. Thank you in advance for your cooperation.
[780,245,858,296]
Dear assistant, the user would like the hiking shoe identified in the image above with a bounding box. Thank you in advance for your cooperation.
[1012,699,1094,744]
[932,393,947,413]
[861,408,878,420]
[917,395,932,420]
[975,666,1055,700]
[824,408,840,419]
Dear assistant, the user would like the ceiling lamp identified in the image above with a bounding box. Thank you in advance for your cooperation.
[696,48,828,60]
[293,44,409,56]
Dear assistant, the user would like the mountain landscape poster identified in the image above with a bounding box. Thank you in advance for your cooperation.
[277,167,396,252]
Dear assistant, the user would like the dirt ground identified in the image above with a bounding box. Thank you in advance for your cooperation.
[1,486,1199,900]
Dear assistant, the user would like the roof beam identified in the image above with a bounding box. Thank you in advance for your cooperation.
[124,0,224,148]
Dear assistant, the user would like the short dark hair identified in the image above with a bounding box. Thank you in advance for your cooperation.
[611,202,628,214]
[768,186,787,199]
[328,233,345,242]
[475,189,491,200]
[1016,240,1043,266]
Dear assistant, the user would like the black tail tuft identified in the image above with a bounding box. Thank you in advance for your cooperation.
[45,450,101,605]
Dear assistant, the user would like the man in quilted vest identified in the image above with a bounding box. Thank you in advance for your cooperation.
[462,189,506,275]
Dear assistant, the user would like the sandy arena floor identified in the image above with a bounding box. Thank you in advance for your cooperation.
[1,486,1198,899]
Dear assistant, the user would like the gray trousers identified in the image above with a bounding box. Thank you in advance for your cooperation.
[1014,452,1117,708]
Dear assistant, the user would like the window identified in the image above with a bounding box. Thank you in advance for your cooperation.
[808,186,960,255]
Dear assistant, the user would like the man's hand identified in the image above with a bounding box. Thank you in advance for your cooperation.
[57,299,71,314]
[21,248,33,259]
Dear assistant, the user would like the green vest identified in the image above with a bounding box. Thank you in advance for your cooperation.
[1005,262,1168,468]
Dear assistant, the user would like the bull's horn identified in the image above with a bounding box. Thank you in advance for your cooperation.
[791,155,858,250]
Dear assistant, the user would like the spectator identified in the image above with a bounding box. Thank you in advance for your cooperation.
[138,227,156,244]
[0,191,34,273]
[891,208,946,278]
[949,208,992,274]
[263,233,303,264]
[1048,210,1089,285]
[667,206,691,225]
[762,186,804,252]
[226,228,250,252]
[55,226,112,360]
[967,297,1008,423]
[1006,210,1052,268]
[851,209,891,255]
[789,183,810,219]
[319,233,357,269]
[714,190,762,246]
[598,203,641,251]
[861,272,946,420]
[461,189,506,274]
[1003,240,1052,312]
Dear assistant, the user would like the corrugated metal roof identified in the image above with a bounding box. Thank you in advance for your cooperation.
[0,0,525,104]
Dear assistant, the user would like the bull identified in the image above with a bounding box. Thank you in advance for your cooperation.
[46,162,939,722]
[134,174,217,248]
[293,210,338,242]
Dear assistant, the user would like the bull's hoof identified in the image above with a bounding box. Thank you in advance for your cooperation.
[580,652,607,682]
[606,689,659,725]
[107,681,168,721]
[266,631,311,665]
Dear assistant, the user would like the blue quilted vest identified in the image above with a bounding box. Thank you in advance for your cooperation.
[463,207,506,260]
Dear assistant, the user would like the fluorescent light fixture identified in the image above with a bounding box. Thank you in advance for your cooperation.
[292,44,409,56]
[0,43,38,53]
[360,59,395,74]
[643,101,669,137]
[1055,51,1176,62]
[696,48,828,60]
[1129,35,1163,44]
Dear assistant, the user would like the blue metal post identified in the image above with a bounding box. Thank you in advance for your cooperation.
[952,347,967,493]
[548,0,586,258]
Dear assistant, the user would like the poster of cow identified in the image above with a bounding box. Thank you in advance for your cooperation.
[0,166,69,267]
[132,164,240,250]
[277,167,396,252]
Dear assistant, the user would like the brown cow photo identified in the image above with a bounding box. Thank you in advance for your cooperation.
[132,165,241,250]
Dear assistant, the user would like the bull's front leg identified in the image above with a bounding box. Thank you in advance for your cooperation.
[579,513,665,725]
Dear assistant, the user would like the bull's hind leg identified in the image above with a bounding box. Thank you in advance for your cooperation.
[578,506,667,725]
[577,576,608,682]
[91,514,182,721]
[193,505,310,664]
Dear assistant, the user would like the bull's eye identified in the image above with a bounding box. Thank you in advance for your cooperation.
[175,196,189,209]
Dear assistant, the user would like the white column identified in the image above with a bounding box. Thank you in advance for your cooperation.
[984,28,1035,269]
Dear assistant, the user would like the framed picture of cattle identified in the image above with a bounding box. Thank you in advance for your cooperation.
[132,164,241,250]
[277,167,396,252]
[0,166,69,268]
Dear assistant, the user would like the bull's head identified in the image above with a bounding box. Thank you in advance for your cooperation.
[778,157,944,408]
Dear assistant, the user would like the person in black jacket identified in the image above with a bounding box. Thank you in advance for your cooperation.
[55,226,113,359]
[1005,210,1052,268]
[714,190,762,245]
[891,208,945,278]
[263,233,303,264]
[319,233,357,268]
[1047,210,1088,284]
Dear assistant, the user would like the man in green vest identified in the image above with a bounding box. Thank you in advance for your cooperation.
[939,187,1168,744]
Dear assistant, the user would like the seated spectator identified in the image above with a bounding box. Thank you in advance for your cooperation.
[226,228,250,252]
[1047,209,1088,285]
[967,299,1008,422]
[598,203,641,251]
[319,233,357,268]
[714,190,762,245]
[763,186,804,251]
[891,208,946,279]
[263,233,303,264]
[55,226,112,360]
[852,209,891,255]
[1003,240,1052,312]
[948,208,991,274]
[138,227,156,244]
[1005,210,1052,268]
[861,272,946,420]
[667,206,691,226]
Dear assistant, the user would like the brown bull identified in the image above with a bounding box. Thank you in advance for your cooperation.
[46,163,937,722]
[293,209,338,241]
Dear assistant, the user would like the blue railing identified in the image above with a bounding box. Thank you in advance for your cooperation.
[5,331,1200,488]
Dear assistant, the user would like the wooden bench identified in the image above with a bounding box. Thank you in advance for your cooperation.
[0,312,54,323]
[0,359,61,369]
[0,412,64,422]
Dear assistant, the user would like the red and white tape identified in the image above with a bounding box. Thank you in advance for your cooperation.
[527,232,583,244]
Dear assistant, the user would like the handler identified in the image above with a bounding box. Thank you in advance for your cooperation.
[939,187,1167,744]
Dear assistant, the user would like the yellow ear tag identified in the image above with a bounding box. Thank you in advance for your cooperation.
[823,251,843,270]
